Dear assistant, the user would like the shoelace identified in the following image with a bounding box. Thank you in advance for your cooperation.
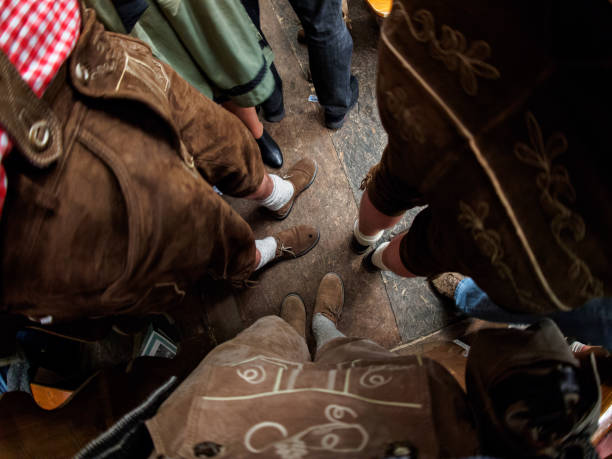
[278,243,296,257]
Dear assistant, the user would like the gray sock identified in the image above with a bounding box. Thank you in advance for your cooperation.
[312,313,346,351]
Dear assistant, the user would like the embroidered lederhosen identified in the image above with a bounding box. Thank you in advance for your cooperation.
[366,0,612,314]
[0,9,264,322]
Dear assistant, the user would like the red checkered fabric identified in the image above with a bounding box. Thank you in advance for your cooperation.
[0,0,81,217]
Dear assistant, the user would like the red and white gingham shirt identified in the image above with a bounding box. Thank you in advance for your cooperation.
[0,0,80,217]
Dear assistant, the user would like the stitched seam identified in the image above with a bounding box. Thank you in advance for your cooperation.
[77,129,140,298]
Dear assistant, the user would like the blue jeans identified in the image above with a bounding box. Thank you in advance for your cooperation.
[455,277,612,349]
[287,0,354,117]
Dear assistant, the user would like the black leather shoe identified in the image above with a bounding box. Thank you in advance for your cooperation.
[256,130,283,168]
[362,249,381,273]
[350,235,371,254]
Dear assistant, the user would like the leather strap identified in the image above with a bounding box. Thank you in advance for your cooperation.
[0,49,62,168]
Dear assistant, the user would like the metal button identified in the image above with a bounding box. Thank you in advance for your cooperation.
[28,120,51,150]
[185,154,195,169]
[40,315,54,325]
[75,63,90,82]
[28,315,54,325]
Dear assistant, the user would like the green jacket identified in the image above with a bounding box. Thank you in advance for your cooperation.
[85,0,275,106]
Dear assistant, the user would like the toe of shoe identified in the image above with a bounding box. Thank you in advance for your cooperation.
[274,225,320,258]
[294,225,320,256]
[288,159,317,187]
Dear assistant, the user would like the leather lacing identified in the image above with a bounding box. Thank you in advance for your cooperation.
[277,242,296,258]
[360,163,380,191]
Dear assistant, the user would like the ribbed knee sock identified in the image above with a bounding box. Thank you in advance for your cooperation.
[257,174,294,211]
[371,242,391,271]
[353,219,383,246]
[255,237,277,270]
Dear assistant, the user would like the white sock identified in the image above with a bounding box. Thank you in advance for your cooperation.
[371,242,391,271]
[353,219,383,246]
[258,174,294,211]
[255,237,277,270]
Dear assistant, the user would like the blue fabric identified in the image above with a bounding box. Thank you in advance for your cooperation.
[455,277,612,349]
[0,367,7,393]
[287,0,354,117]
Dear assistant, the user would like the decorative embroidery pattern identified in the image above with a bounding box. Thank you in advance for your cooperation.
[244,404,369,458]
[458,200,542,310]
[357,365,415,389]
[513,112,603,299]
[389,5,500,96]
[237,365,267,385]
[89,38,122,81]
[116,52,170,96]
[379,75,426,144]
[231,356,303,389]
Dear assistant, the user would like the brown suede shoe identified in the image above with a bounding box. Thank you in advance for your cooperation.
[428,272,466,300]
[271,225,320,263]
[280,293,306,338]
[270,158,318,220]
[313,273,344,326]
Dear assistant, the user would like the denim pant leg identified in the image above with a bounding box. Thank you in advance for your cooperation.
[241,0,284,113]
[287,0,353,117]
[455,277,612,348]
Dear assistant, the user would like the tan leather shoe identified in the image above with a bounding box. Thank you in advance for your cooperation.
[280,293,306,338]
[271,225,320,263]
[428,272,466,300]
[270,158,318,220]
[314,273,344,326]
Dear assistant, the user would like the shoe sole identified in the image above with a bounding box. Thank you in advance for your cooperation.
[274,161,318,221]
[313,272,345,326]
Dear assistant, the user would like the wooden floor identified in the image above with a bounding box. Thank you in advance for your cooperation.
[205,0,461,350]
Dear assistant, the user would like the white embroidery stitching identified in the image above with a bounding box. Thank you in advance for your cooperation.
[244,405,369,458]
[237,365,266,385]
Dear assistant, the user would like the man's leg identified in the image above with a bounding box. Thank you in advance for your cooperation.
[166,60,320,272]
[287,0,357,129]
[222,99,283,169]
[351,190,403,254]
[352,142,424,277]
[451,276,612,349]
